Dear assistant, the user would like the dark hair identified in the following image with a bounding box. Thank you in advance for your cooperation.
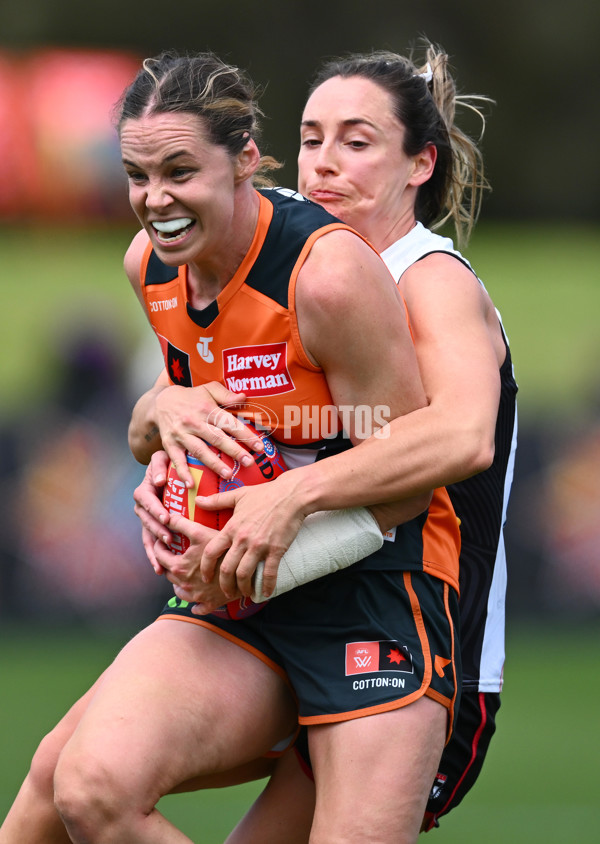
[310,44,492,245]
[116,50,280,184]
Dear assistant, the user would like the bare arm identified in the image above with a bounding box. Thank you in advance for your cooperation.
[289,252,502,509]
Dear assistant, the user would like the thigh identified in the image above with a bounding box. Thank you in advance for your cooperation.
[57,619,297,805]
[309,697,446,844]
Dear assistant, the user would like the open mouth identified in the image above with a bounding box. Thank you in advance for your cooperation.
[151,218,195,243]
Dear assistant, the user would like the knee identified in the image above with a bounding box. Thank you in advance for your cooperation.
[27,728,64,798]
[53,752,126,841]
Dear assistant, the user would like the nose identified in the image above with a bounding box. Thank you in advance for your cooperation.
[144,179,173,212]
[314,141,339,176]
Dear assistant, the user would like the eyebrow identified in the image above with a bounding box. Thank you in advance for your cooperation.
[122,150,190,167]
[301,118,378,130]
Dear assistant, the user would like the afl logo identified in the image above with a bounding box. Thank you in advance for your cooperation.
[207,402,279,439]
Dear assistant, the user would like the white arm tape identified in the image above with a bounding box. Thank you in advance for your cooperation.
[252,507,383,602]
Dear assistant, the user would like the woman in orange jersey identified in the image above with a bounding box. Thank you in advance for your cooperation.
[0,50,460,844]
[130,44,517,841]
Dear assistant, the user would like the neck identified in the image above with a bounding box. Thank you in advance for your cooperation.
[369,206,418,254]
[187,187,260,308]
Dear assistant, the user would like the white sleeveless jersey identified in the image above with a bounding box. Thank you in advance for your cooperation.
[382,223,518,693]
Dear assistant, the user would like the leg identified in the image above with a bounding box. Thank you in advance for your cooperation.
[51,619,296,844]
[226,749,315,844]
[0,681,101,844]
[308,697,447,844]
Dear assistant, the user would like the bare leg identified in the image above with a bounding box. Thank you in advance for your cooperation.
[226,750,315,844]
[0,671,288,843]
[308,697,446,844]
[27,619,294,844]
[0,679,102,844]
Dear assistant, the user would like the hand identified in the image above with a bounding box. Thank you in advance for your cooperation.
[133,452,172,574]
[153,513,239,612]
[197,471,310,599]
[154,382,264,487]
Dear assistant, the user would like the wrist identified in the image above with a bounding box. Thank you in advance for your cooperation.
[294,459,337,514]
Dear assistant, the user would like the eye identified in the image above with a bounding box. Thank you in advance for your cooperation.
[126,170,147,184]
[301,138,322,148]
[171,167,194,180]
[347,140,369,149]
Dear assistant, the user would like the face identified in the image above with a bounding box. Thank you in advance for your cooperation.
[298,76,433,251]
[120,112,244,268]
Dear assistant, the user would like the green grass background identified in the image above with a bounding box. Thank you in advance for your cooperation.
[1,222,599,840]
[1,623,598,841]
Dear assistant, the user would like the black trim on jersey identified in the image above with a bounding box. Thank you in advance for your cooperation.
[447,343,517,688]
[145,250,179,285]
[244,189,343,308]
[413,248,474,274]
[186,300,219,328]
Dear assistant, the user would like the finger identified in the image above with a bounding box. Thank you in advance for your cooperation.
[182,437,247,480]
[195,489,244,511]
[259,551,286,599]
[172,583,196,603]
[203,382,247,408]
[148,450,170,486]
[217,543,247,599]
[154,539,183,573]
[167,512,219,545]
[203,406,265,454]
[134,500,172,544]
[163,446,194,489]
[190,602,213,616]
[141,529,165,575]
[201,532,231,584]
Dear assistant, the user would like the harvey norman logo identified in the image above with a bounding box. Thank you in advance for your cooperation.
[223,342,294,397]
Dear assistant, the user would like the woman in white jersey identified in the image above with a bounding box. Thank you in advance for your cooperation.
[130,43,517,838]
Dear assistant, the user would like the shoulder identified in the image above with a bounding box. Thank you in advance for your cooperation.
[299,228,394,312]
[124,229,151,289]
[401,249,486,307]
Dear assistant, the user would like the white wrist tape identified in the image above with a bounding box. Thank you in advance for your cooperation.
[252,507,383,602]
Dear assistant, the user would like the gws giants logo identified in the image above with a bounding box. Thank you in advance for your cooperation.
[223,342,293,397]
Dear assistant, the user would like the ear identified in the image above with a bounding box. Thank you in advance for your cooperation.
[234,137,261,184]
[408,143,437,187]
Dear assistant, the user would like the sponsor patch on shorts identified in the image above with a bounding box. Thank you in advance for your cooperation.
[345,640,414,676]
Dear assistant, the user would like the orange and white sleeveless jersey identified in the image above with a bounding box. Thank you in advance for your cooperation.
[140,188,460,590]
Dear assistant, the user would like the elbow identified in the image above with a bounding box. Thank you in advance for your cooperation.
[128,424,152,466]
[462,434,495,479]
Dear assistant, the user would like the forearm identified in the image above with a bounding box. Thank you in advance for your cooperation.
[129,380,168,464]
[294,402,494,515]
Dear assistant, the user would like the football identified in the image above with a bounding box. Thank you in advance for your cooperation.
[162,420,287,619]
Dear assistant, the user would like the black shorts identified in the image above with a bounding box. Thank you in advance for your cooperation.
[422,689,501,830]
[159,566,460,730]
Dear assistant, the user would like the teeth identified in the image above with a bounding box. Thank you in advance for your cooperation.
[152,218,193,233]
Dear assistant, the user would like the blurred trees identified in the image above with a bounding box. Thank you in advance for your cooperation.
[0,0,598,221]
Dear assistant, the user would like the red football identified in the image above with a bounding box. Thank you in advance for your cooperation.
[162,421,287,619]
